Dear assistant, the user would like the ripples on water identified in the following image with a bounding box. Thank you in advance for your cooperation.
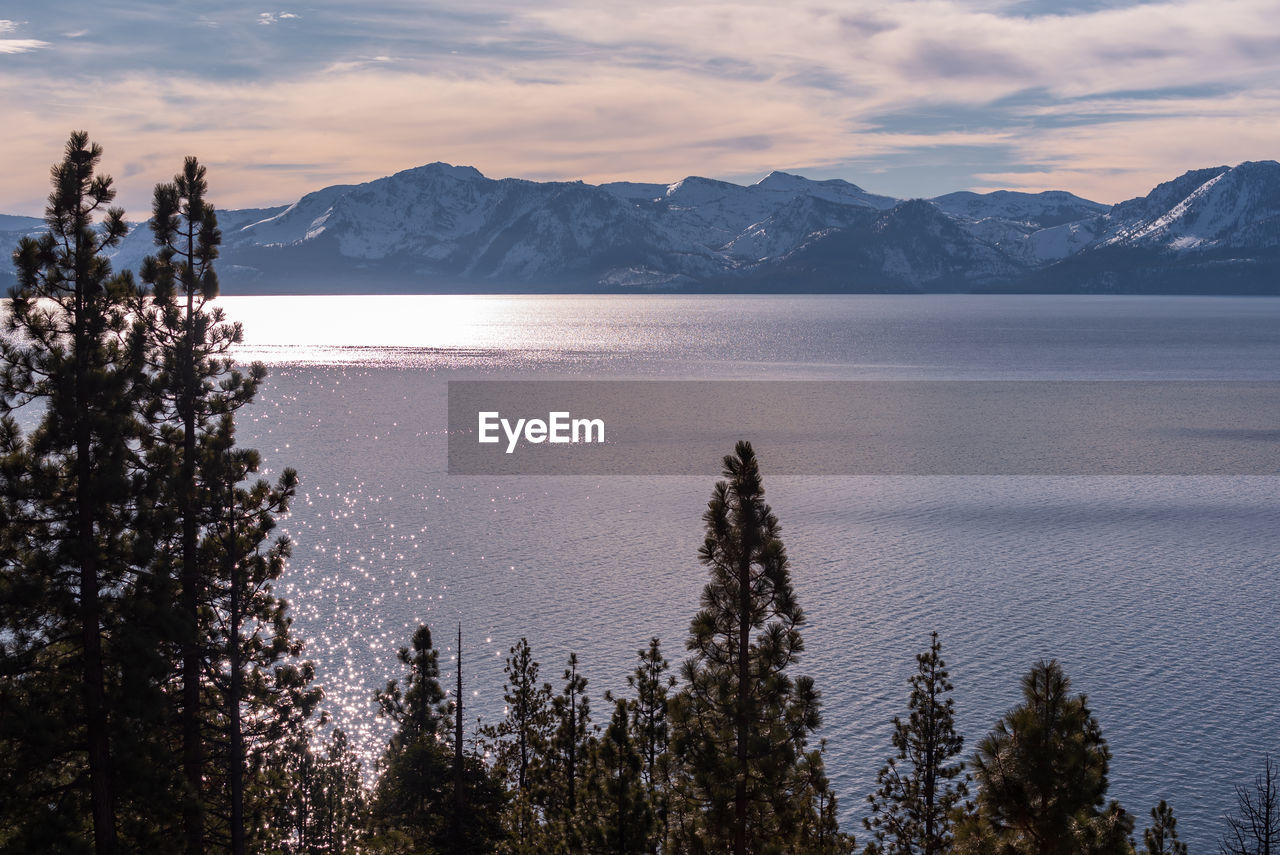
[228,295,1280,851]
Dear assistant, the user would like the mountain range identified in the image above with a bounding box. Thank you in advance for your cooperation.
[3,160,1279,294]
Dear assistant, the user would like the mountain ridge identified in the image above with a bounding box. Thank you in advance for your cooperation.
[3,161,1279,294]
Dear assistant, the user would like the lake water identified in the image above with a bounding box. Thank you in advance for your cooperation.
[225,294,1280,850]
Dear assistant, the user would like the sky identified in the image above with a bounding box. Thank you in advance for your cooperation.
[1,0,1278,214]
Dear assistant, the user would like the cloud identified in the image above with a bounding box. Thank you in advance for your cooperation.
[0,0,1277,208]
[0,39,48,53]
[0,19,50,54]
[258,11,300,25]
[323,55,394,74]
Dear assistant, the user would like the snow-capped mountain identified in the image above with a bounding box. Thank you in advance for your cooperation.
[4,160,1279,293]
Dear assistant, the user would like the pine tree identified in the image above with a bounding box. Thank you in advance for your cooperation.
[0,131,145,854]
[550,652,590,822]
[667,440,830,854]
[129,156,316,854]
[864,632,967,855]
[628,638,675,796]
[581,698,654,855]
[1221,755,1279,855]
[371,623,453,848]
[798,743,856,854]
[1142,801,1186,855]
[277,727,368,855]
[135,154,245,855]
[958,659,1129,855]
[198,423,317,855]
[627,638,675,853]
[482,637,555,852]
[369,622,508,853]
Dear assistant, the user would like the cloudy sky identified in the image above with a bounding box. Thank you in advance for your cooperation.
[2,0,1277,213]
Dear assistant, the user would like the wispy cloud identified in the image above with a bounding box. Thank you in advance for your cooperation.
[258,11,300,25]
[0,19,50,54]
[324,55,393,74]
[0,39,48,53]
[0,0,1276,210]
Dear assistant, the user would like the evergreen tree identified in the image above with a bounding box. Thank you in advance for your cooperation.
[628,638,675,796]
[198,427,318,855]
[371,623,452,848]
[550,652,590,822]
[369,622,506,854]
[798,744,856,855]
[627,638,675,853]
[581,698,654,855]
[131,156,316,854]
[957,659,1130,855]
[864,632,967,855]
[667,440,831,855]
[377,624,449,743]
[277,727,368,855]
[1142,801,1186,855]
[482,637,555,852]
[135,154,246,855]
[1221,755,1279,855]
[0,131,145,854]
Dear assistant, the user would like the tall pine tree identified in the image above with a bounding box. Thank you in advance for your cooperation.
[1,131,145,854]
[136,155,243,855]
[201,428,315,855]
[133,156,314,855]
[483,637,555,853]
[668,440,832,854]
[864,632,967,855]
[550,652,591,825]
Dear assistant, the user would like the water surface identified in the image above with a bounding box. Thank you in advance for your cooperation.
[226,294,1280,850]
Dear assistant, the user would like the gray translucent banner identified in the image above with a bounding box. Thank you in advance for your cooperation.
[447,381,1280,475]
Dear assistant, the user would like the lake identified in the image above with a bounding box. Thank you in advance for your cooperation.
[225,294,1280,850]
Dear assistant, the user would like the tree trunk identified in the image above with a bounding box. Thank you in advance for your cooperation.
[735,526,752,855]
[454,624,464,847]
[181,252,204,855]
[228,501,245,855]
[76,236,117,855]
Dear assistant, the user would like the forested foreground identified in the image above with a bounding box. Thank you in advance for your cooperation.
[1,133,1276,855]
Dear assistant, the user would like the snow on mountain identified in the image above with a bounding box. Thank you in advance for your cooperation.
[231,182,361,247]
[4,160,1279,293]
[649,172,894,254]
[929,189,1110,265]
[218,165,910,284]
[931,189,1107,229]
[724,195,876,261]
[1099,161,1280,251]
